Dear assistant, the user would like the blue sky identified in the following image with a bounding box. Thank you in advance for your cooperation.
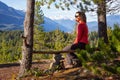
[0,0,97,22]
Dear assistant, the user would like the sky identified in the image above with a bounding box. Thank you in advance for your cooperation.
[0,0,97,22]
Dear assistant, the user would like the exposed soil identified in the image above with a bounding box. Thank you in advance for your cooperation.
[0,59,51,80]
[0,59,120,80]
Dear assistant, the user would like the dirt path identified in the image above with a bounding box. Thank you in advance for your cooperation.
[0,60,51,80]
[0,59,120,80]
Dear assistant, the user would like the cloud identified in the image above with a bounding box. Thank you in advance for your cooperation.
[48,15,74,20]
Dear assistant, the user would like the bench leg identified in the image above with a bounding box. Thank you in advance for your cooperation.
[49,54,65,70]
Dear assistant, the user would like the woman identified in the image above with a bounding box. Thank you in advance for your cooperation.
[64,11,89,68]
[50,11,89,70]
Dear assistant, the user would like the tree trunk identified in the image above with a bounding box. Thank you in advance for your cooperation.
[97,0,108,43]
[18,0,35,77]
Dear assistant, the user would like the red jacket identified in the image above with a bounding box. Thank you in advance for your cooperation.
[74,22,89,44]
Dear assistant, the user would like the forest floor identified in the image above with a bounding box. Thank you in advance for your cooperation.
[0,59,120,80]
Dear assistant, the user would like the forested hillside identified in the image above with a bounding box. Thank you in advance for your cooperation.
[0,24,120,64]
[0,24,120,79]
[0,30,23,63]
[0,29,74,63]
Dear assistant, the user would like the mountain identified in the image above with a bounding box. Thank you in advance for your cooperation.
[88,15,120,31]
[0,1,120,32]
[107,15,120,27]
[54,19,98,32]
[0,1,24,30]
[0,1,69,32]
[42,17,70,32]
[55,19,76,31]
[54,15,120,32]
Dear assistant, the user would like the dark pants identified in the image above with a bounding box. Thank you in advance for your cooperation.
[63,42,86,65]
[50,42,86,69]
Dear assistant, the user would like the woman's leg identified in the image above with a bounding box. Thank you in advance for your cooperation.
[63,44,78,67]
[50,44,74,70]
[65,43,86,68]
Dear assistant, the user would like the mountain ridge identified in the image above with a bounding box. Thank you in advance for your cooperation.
[54,14,120,32]
[0,1,70,32]
[0,1,120,32]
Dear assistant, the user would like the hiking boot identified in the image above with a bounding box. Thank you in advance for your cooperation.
[72,59,82,68]
[65,64,73,69]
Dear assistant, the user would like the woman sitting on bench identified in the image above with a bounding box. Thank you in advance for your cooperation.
[50,11,89,69]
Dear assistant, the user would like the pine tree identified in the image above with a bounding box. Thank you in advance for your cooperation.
[54,29,66,50]
[19,0,35,77]
[34,1,45,51]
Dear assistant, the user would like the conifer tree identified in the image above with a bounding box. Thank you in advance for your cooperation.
[18,0,35,77]
[34,1,45,51]
[72,0,119,43]
[54,29,65,50]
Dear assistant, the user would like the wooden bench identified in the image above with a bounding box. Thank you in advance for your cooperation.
[33,49,101,69]
[33,50,75,54]
[33,50,76,69]
[33,47,100,54]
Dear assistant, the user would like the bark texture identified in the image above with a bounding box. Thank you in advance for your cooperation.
[97,0,108,43]
[18,0,35,77]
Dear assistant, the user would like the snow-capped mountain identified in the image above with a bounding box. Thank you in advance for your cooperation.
[0,1,69,32]
[54,15,120,32]
[42,17,70,32]
[0,1,120,32]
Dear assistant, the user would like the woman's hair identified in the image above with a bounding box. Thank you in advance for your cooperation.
[75,11,87,23]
